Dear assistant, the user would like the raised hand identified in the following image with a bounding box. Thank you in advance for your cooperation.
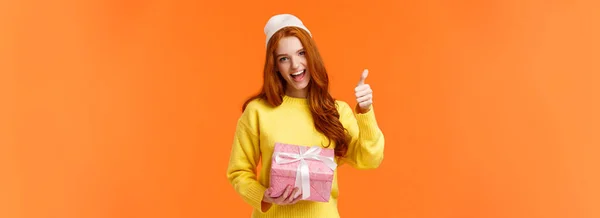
[355,69,373,113]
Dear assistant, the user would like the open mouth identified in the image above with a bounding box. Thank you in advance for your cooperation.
[290,69,306,82]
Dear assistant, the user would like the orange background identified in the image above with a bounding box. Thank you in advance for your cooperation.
[2,0,600,217]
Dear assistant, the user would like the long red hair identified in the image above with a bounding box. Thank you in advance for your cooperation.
[242,26,349,158]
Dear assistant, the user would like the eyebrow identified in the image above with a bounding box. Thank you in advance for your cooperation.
[276,48,305,58]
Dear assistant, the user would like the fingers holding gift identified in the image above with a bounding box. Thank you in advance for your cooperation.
[284,187,300,204]
[265,185,302,205]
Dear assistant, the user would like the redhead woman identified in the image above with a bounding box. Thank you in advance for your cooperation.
[226,14,385,218]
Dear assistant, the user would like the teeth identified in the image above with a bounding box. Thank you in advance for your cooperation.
[292,70,304,76]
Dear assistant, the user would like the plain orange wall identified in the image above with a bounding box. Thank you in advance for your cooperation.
[2,0,600,218]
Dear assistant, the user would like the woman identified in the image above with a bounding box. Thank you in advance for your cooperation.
[226,14,385,218]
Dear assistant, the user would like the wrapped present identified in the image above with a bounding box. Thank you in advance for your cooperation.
[268,142,337,202]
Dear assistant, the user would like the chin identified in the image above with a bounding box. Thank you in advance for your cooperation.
[294,82,309,90]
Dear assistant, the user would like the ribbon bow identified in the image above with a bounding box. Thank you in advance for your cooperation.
[273,146,337,200]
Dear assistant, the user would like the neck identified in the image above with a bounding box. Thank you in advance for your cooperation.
[285,88,307,98]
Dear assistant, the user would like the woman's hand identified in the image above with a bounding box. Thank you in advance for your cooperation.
[355,69,373,113]
[262,185,302,209]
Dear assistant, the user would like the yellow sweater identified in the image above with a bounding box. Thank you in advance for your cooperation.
[226,95,385,218]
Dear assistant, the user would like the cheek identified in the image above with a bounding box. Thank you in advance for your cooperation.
[275,66,284,77]
[300,56,307,65]
[277,62,288,74]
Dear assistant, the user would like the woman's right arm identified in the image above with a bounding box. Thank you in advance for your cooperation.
[226,105,271,213]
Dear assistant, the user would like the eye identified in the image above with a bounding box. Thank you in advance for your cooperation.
[299,50,306,56]
[278,57,288,62]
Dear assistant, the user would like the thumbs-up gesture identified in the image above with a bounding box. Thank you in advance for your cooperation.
[355,69,373,113]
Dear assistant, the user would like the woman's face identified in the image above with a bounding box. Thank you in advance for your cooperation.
[275,36,311,98]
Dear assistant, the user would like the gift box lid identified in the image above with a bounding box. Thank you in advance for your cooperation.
[270,142,336,181]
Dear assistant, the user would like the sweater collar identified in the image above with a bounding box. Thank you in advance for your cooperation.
[282,95,308,105]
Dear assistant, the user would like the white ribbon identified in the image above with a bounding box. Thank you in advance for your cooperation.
[273,146,337,200]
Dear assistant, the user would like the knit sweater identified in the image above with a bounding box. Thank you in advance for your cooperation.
[226,95,385,218]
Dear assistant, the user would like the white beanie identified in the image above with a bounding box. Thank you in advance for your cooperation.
[264,14,312,47]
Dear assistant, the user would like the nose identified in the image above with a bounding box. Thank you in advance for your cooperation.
[290,56,300,69]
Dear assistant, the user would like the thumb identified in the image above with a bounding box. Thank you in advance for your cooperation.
[266,187,277,198]
[358,69,369,85]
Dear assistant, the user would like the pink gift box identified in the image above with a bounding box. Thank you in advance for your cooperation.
[269,142,337,202]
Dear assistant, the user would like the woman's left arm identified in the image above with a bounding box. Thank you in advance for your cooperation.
[338,102,385,169]
[338,69,385,169]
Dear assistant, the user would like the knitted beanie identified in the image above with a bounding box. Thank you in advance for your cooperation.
[264,14,312,47]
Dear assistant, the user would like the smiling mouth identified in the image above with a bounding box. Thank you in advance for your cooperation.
[290,69,306,81]
[291,69,305,77]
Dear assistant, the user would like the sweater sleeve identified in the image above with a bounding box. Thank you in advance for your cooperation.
[226,104,270,213]
[337,101,385,169]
